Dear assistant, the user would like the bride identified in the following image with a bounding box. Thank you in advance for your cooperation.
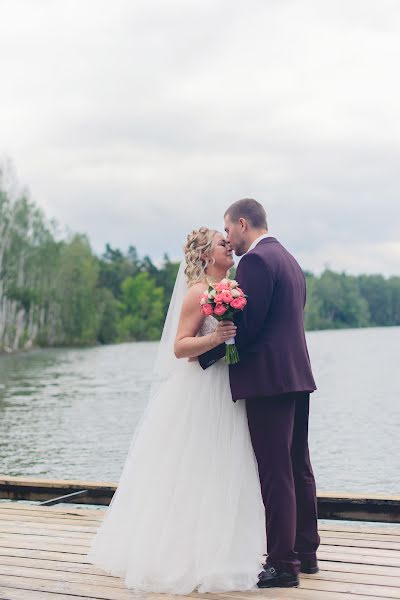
[88,227,266,594]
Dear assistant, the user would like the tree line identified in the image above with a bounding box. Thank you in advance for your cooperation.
[304,270,400,330]
[0,170,399,352]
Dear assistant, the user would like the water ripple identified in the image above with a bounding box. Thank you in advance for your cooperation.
[0,330,399,494]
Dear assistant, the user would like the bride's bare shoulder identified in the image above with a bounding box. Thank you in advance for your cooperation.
[183,281,208,307]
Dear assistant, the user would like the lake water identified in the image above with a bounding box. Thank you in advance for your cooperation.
[0,327,399,495]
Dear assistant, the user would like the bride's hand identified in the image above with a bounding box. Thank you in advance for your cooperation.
[213,321,237,345]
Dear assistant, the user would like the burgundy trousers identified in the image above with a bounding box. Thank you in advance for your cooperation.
[246,392,320,575]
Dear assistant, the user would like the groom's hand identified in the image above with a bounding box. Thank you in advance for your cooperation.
[198,321,237,370]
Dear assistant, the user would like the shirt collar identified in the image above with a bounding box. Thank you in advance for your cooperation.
[246,233,269,253]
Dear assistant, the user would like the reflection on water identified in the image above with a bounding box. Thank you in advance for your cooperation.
[0,328,399,494]
[0,343,155,481]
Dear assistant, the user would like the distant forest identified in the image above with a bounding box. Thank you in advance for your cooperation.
[1,169,399,352]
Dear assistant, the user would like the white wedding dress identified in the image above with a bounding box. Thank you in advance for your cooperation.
[88,284,266,594]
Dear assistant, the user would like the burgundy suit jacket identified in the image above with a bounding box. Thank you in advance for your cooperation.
[199,237,316,401]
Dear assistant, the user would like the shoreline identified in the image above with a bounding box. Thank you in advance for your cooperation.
[1,323,400,357]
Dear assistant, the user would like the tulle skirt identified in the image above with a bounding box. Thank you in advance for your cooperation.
[88,358,266,594]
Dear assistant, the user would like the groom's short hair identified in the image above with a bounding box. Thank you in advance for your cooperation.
[225,198,267,229]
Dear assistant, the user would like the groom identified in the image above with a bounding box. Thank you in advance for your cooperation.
[199,198,320,589]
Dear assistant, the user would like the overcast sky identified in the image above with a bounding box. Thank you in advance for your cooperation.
[1,0,400,275]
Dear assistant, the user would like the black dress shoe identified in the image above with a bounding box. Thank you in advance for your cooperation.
[300,558,319,574]
[257,565,299,588]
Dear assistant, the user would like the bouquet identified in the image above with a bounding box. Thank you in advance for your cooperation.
[200,278,247,364]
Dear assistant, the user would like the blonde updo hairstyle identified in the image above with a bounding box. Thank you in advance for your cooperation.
[183,227,218,286]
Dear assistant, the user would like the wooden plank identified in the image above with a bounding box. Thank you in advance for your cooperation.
[320,523,400,536]
[0,574,133,600]
[302,569,400,588]
[0,574,395,600]
[0,525,95,540]
[0,510,104,525]
[0,534,91,550]
[4,529,394,553]
[0,569,400,600]
[3,513,400,543]
[4,560,398,595]
[0,504,105,517]
[0,513,103,530]
[0,477,117,506]
[0,507,103,522]
[0,500,102,509]
[0,564,126,589]
[321,536,400,551]
[0,585,382,600]
[321,530,400,543]
[321,544,400,559]
[0,503,400,600]
[0,557,400,587]
[0,520,99,535]
[1,505,397,532]
[0,554,111,576]
[318,549,400,568]
[198,591,388,600]
[320,559,400,578]
[319,492,400,501]
[1,477,399,521]
[298,577,400,599]
[0,504,105,521]
[3,505,400,533]
[4,504,400,541]
[0,545,89,562]
[317,492,400,520]
[1,551,395,583]
[0,588,100,600]
[0,540,88,560]
[0,476,118,490]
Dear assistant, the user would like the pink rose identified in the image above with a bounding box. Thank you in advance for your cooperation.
[230,297,247,310]
[220,290,233,303]
[214,282,227,293]
[214,303,228,316]
[202,303,214,315]
[214,293,225,304]
[236,287,244,296]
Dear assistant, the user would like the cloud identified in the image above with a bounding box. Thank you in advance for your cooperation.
[1,0,399,274]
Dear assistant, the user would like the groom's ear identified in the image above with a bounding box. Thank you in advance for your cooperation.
[239,218,248,231]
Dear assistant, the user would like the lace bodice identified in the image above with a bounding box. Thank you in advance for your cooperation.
[199,315,218,337]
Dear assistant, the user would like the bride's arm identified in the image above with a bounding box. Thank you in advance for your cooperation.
[174,284,236,359]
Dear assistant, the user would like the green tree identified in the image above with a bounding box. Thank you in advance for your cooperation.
[118,272,164,341]
[358,274,392,326]
[388,276,400,325]
[56,235,99,345]
[152,254,180,321]
[95,287,120,344]
[97,243,141,299]
[304,272,323,330]
[304,270,370,330]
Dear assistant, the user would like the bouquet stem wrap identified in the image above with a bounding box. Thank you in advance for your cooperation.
[224,335,240,364]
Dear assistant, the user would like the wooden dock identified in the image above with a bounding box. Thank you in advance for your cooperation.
[1,477,399,523]
[0,502,399,600]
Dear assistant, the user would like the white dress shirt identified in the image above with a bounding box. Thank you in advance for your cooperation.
[246,233,269,253]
